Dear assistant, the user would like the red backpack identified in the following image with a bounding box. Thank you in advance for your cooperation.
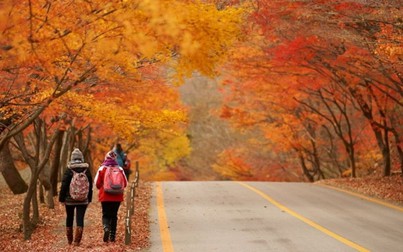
[103,166,125,194]
[69,169,89,201]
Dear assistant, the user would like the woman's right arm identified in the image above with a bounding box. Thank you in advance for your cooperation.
[94,166,104,189]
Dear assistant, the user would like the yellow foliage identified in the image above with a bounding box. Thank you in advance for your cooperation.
[50,84,191,171]
[1,0,245,115]
[162,135,191,166]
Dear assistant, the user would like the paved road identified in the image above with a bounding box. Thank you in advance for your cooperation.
[147,181,403,252]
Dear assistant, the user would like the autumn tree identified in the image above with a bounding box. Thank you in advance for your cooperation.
[293,1,403,176]
[0,0,244,175]
[220,0,401,180]
[0,0,244,149]
[1,0,246,239]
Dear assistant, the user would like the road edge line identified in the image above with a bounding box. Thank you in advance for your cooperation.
[317,183,403,213]
[237,182,370,252]
[156,182,174,252]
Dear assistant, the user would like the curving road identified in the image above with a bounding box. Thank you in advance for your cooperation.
[147,181,403,252]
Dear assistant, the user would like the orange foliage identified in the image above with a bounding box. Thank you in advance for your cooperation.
[213,149,253,180]
[0,0,246,176]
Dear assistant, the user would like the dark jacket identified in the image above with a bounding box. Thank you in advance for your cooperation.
[59,162,93,205]
[113,149,126,168]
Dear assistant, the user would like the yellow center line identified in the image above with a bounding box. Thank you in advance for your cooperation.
[156,182,174,252]
[318,183,403,213]
[237,182,370,252]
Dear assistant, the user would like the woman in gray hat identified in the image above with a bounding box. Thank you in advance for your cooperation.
[59,148,93,246]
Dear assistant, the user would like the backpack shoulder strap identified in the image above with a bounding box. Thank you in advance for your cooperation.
[72,168,87,174]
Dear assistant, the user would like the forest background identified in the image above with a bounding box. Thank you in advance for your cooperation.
[0,0,402,244]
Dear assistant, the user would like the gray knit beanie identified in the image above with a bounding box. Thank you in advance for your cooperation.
[70,148,84,163]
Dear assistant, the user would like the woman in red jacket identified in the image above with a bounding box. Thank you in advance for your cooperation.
[94,150,127,242]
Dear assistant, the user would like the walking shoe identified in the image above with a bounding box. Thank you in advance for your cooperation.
[103,227,110,242]
[66,227,73,245]
[73,227,83,246]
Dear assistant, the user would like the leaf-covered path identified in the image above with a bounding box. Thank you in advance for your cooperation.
[0,181,151,252]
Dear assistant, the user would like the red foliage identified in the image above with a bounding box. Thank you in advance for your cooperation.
[273,36,318,62]
[220,105,233,119]
[334,2,364,12]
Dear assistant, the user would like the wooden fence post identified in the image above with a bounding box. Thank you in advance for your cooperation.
[124,161,140,245]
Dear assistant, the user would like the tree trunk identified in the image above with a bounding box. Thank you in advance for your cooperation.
[389,114,403,175]
[0,142,28,194]
[23,171,38,240]
[349,87,391,176]
[347,143,357,178]
[32,182,39,225]
[310,138,325,180]
[398,145,403,175]
[50,130,64,196]
[39,182,45,203]
[382,127,391,176]
[59,130,71,181]
[297,150,314,182]
[322,125,344,177]
[22,193,33,240]
[47,189,55,209]
[38,177,54,209]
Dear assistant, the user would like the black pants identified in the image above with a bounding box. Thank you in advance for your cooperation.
[101,201,121,227]
[65,204,88,227]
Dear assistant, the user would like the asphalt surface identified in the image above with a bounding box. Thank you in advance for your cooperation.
[148,181,403,252]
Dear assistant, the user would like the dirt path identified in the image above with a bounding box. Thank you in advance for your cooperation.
[0,180,151,252]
